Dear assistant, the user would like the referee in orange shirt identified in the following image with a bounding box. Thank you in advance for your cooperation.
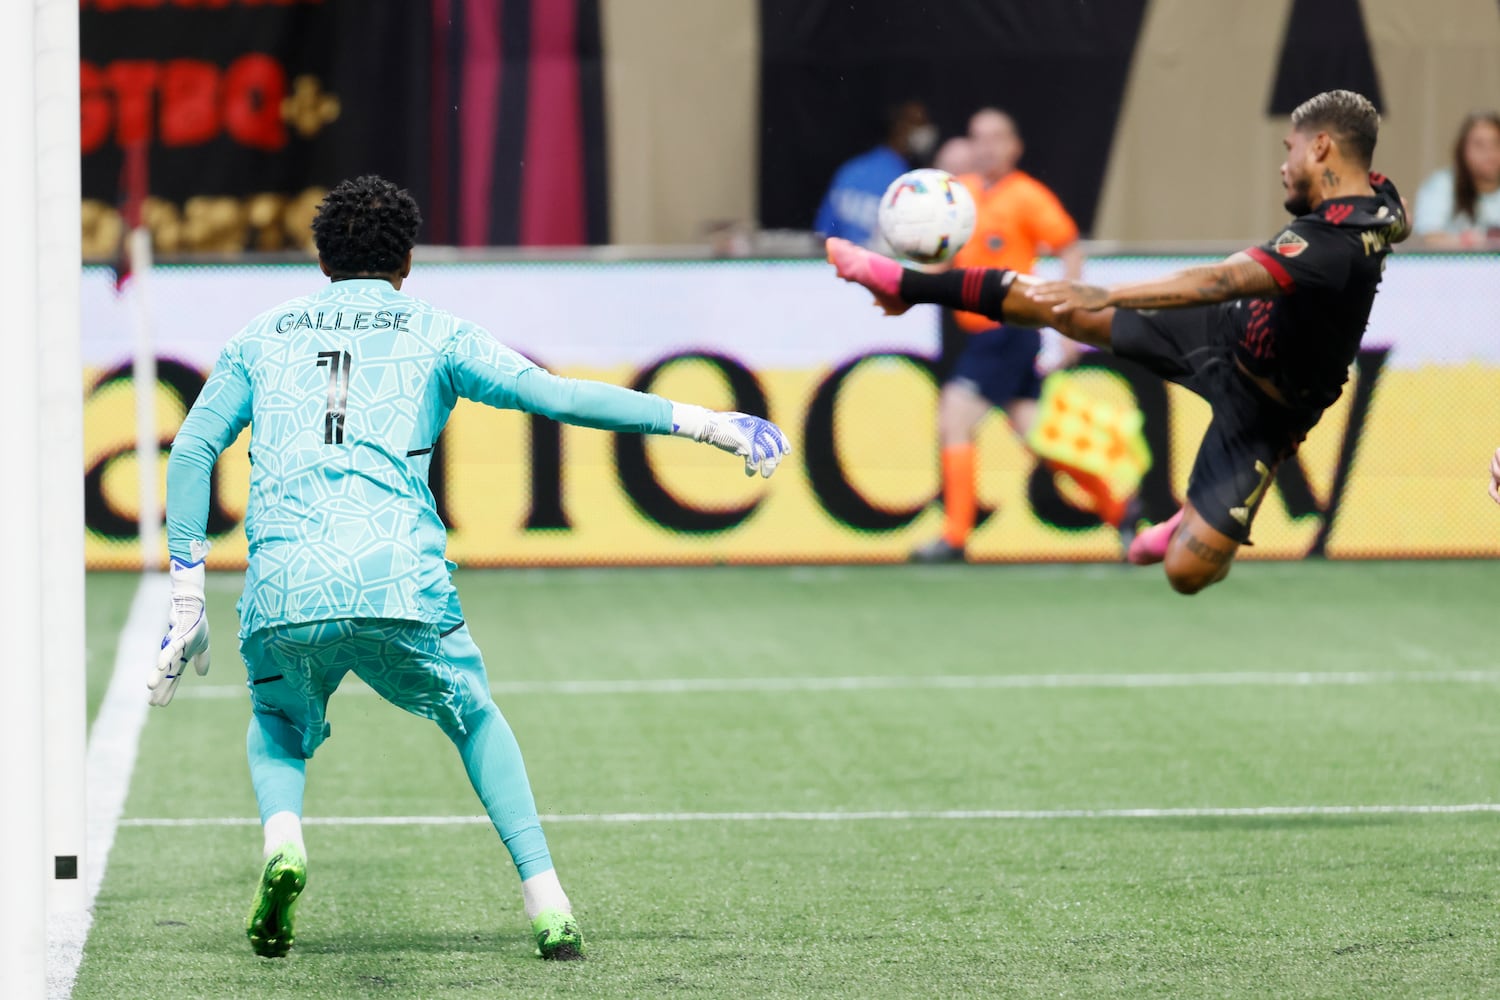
[913,108,1100,562]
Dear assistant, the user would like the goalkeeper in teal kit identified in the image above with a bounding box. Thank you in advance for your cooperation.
[151,176,791,961]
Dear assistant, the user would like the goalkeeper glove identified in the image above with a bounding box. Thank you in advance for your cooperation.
[671,404,792,478]
[149,542,212,707]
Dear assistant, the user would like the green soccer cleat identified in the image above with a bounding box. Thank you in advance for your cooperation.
[531,908,585,961]
[246,842,306,958]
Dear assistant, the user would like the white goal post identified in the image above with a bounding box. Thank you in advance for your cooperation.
[7,0,89,997]
[3,0,50,993]
[37,0,88,930]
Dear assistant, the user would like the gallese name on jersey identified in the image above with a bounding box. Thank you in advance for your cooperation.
[275,310,412,335]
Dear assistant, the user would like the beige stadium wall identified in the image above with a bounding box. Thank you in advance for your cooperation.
[1362,0,1500,193]
[1095,0,1500,242]
[596,0,1500,245]
[601,0,759,245]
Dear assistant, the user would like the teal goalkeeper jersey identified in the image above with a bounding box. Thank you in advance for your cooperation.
[165,278,673,636]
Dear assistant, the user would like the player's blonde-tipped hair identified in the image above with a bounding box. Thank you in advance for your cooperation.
[1291,90,1381,165]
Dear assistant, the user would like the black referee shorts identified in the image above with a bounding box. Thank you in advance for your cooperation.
[1110,306,1321,544]
[948,325,1044,407]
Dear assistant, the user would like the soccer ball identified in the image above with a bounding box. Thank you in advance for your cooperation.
[877,169,976,266]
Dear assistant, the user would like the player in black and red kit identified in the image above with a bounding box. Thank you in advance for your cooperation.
[828,90,1408,594]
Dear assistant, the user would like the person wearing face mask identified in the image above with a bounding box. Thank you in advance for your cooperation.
[1413,110,1500,249]
[813,100,937,247]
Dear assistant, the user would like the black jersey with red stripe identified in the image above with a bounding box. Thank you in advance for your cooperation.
[1233,173,1406,409]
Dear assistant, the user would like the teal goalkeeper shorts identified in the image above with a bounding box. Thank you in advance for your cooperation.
[239,619,492,758]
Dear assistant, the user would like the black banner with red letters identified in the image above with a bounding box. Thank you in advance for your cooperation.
[758,0,1151,236]
[80,0,608,256]
[80,0,433,256]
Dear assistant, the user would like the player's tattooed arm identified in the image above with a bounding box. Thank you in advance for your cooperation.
[1027,252,1281,314]
[1027,282,1111,311]
[1106,252,1283,308]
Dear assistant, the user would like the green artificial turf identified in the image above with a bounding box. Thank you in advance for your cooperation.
[72,562,1500,998]
[85,571,144,729]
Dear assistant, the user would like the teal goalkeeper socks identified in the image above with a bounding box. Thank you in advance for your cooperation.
[448,700,554,880]
[249,691,551,880]
[247,711,308,824]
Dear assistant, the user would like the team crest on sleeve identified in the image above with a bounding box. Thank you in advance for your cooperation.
[1271,230,1309,257]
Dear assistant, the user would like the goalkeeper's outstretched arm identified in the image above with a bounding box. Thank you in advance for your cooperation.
[446,326,791,478]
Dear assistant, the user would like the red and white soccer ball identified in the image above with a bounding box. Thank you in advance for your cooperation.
[877,168,977,266]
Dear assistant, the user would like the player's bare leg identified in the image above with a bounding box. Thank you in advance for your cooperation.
[1132,502,1238,594]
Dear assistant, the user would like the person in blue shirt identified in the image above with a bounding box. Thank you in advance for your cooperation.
[814,100,937,246]
[151,175,791,962]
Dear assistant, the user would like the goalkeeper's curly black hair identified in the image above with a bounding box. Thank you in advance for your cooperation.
[310,175,422,279]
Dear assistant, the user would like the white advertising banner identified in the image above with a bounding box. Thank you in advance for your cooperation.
[81,255,1500,568]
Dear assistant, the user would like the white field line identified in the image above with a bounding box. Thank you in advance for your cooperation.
[118,803,1500,828]
[171,668,1500,699]
[48,574,168,1000]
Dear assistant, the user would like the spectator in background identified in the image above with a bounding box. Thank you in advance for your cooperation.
[814,100,937,246]
[933,136,976,177]
[1413,111,1500,248]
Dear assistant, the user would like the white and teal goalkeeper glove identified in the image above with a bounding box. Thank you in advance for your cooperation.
[671,403,792,478]
[149,542,212,707]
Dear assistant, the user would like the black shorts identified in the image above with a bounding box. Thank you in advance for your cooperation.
[1110,306,1321,543]
[948,325,1043,407]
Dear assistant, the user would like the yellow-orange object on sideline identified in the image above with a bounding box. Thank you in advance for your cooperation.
[1026,372,1152,521]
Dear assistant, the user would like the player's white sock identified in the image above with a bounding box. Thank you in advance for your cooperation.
[521,869,571,920]
[263,810,305,859]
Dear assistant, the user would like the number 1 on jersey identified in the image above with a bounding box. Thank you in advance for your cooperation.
[316,350,352,444]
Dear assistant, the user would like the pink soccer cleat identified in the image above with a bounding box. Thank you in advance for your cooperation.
[1127,508,1184,566]
[826,238,910,316]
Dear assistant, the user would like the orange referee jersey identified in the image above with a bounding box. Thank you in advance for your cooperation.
[952,170,1078,332]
